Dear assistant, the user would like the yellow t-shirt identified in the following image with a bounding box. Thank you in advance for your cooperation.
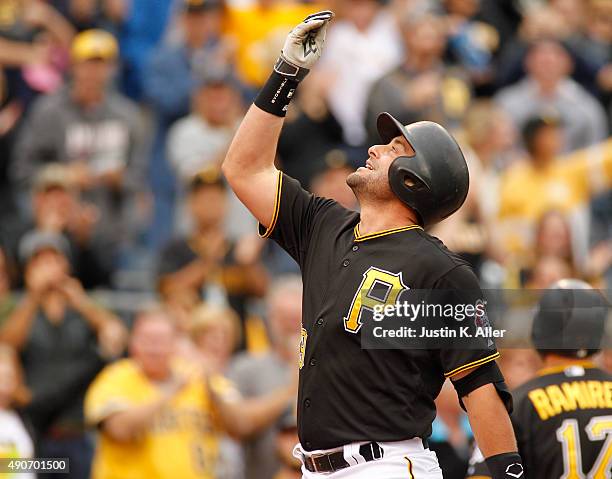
[85,359,221,479]
[497,139,612,256]
[225,3,325,87]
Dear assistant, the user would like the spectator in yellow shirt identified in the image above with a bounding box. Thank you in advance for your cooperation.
[85,307,296,479]
[497,115,612,269]
[224,0,324,89]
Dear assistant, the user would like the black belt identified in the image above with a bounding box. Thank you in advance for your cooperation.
[303,442,384,473]
[302,439,429,473]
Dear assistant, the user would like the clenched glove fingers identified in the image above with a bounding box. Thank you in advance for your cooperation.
[280,10,334,72]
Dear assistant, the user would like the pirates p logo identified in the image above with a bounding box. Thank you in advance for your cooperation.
[344,267,407,333]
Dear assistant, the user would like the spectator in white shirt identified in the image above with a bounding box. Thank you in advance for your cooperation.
[167,73,254,239]
[495,39,608,153]
[167,73,243,182]
[318,0,403,147]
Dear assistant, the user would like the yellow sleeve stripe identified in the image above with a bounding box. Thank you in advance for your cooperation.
[259,171,283,239]
[466,476,492,479]
[444,352,500,378]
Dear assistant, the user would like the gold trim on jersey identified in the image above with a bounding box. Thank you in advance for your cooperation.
[353,224,423,242]
[537,361,597,377]
[444,352,501,378]
[259,171,283,239]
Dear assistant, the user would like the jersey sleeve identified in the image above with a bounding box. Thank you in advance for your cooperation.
[258,172,335,266]
[84,362,135,426]
[434,265,500,379]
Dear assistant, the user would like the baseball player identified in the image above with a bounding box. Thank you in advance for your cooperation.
[222,11,523,478]
[467,279,611,479]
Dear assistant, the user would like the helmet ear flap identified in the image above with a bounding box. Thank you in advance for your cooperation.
[402,171,429,191]
[388,157,430,226]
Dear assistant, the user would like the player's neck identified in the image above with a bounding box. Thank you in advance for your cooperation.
[358,202,419,236]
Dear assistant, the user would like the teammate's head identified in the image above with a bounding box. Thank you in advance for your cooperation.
[348,113,469,227]
[532,279,609,359]
[130,307,177,380]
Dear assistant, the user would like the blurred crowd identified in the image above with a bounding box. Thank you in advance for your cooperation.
[0,0,610,478]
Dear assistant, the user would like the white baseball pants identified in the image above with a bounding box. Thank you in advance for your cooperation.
[294,438,444,478]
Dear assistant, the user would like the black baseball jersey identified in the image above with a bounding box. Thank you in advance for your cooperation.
[466,362,612,478]
[261,173,499,451]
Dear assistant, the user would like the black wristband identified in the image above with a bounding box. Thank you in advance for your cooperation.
[254,71,299,117]
[485,452,524,479]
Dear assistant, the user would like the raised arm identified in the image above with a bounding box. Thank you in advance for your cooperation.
[221,107,284,227]
[221,11,333,229]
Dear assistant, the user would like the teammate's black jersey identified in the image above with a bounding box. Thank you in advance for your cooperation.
[467,362,612,478]
[262,173,499,451]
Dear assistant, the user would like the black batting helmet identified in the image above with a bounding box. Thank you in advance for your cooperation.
[377,113,469,228]
[532,279,609,359]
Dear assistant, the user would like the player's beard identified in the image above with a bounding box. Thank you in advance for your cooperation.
[346,169,395,204]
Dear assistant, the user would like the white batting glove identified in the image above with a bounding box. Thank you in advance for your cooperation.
[274,10,334,81]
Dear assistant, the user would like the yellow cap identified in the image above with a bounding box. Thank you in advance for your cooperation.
[71,29,118,62]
